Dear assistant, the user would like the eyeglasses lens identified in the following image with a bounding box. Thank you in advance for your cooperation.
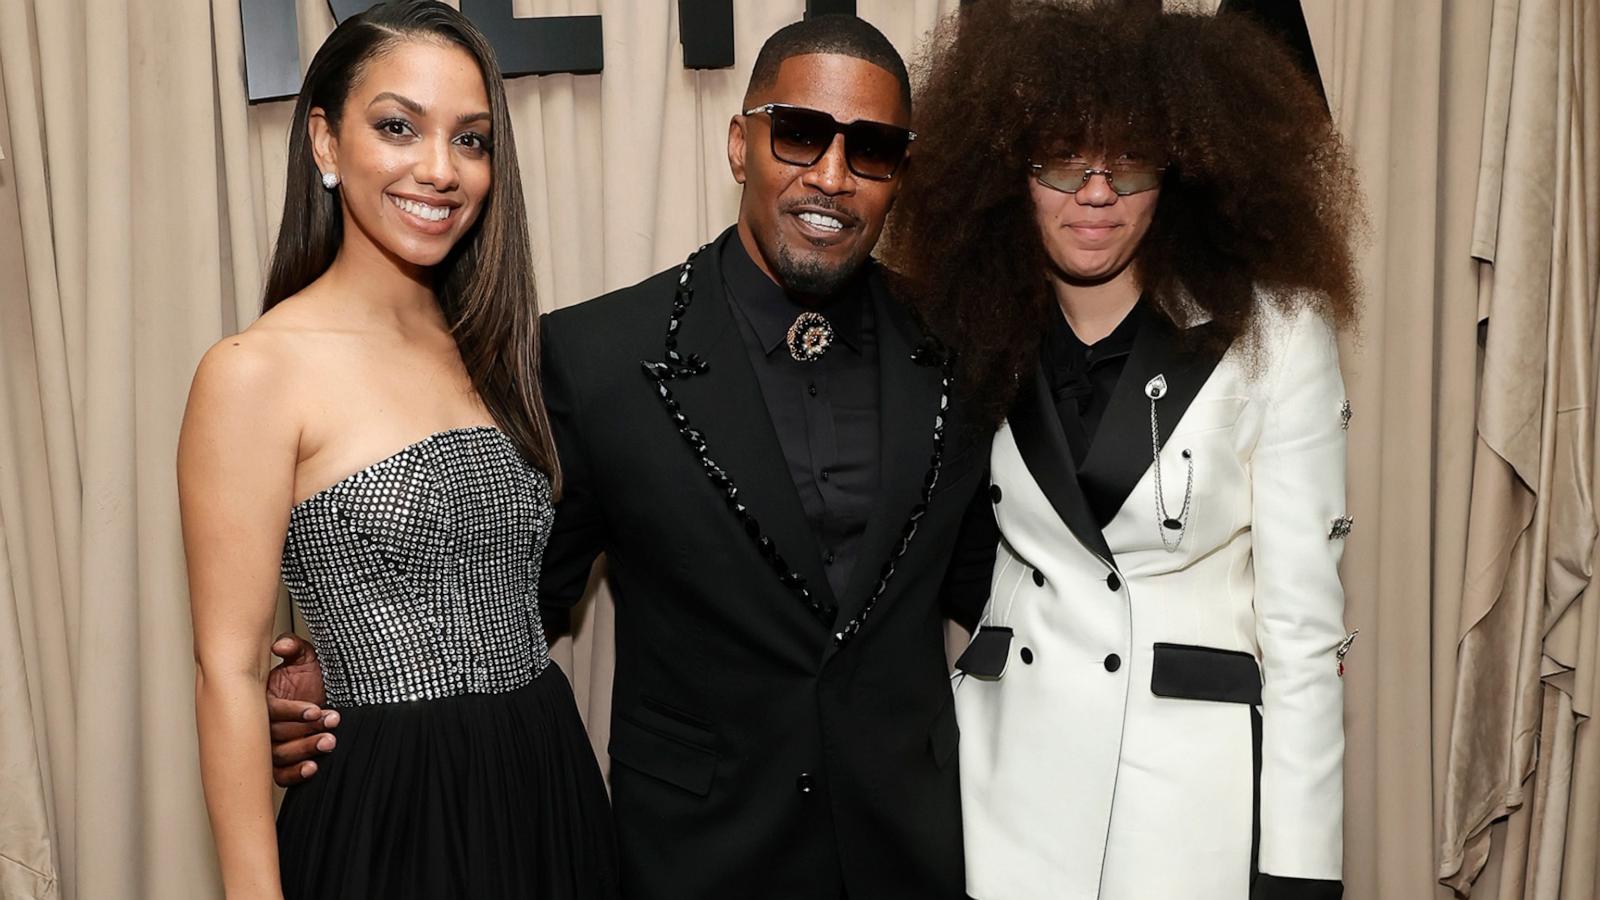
[1036,158,1164,195]
[770,107,835,166]
[841,122,910,179]
[767,106,911,181]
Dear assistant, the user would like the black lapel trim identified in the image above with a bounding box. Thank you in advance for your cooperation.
[641,236,953,648]
[1008,363,1116,565]
[1076,309,1225,527]
[665,235,839,617]
[641,234,836,623]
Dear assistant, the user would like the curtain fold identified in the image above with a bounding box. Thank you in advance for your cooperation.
[1,4,86,898]
[1439,0,1600,896]
[0,98,62,880]
[1296,0,1494,896]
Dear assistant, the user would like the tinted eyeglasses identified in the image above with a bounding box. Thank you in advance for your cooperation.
[742,103,916,181]
[1030,157,1167,196]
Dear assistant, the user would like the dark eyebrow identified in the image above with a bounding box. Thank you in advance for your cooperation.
[368,91,425,116]
[367,93,489,129]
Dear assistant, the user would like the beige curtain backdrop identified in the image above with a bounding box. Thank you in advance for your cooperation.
[0,1,1593,899]
[1437,0,1600,898]
[1293,0,1497,895]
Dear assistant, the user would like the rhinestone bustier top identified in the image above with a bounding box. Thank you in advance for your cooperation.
[281,427,553,708]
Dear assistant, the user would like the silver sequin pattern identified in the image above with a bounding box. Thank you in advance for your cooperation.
[281,427,553,708]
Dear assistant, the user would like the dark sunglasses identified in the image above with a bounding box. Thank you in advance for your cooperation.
[742,103,915,181]
[1030,157,1167,196]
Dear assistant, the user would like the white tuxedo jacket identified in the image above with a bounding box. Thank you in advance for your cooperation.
[955,303,1349,900]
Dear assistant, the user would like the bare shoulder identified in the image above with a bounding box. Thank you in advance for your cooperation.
[190,289,341,406]
[182,296,333,457]
[188,328,296,415]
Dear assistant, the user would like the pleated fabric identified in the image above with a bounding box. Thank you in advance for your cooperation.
[277,666,619,900]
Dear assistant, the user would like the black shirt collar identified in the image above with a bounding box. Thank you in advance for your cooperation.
[720,230,868,356]
[1044,297,1144,373]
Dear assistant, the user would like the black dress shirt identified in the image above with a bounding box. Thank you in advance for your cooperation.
[721,233,881,600]
[1039,300,1143,470]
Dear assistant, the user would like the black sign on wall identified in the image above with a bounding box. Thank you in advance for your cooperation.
[806,0,855,15]
[675,0,865,71]
[241,1,996,103]
[241,0,603,102]
[679,0,734,69]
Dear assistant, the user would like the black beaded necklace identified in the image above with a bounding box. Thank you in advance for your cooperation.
[640,243,955,647]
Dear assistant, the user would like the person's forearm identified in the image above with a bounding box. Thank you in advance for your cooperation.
[196,666,286,900]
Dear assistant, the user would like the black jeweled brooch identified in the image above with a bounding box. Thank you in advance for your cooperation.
[786,311,834,362]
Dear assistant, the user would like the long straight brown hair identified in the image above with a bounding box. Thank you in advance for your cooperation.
[262,0,560,494]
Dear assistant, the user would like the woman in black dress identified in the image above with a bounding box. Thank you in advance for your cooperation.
[179,3,616,897]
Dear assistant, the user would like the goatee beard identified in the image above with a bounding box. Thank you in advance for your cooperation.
[774,240,859,298]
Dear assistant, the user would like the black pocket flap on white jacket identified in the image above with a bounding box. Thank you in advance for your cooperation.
[1151,642,1262,705]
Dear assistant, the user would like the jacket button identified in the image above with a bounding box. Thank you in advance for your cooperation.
[1032,569,1045,587]
[1104,653,1122,673]
[1106,572,1122,591]
[1020,647,1034,665]
[796,773,815,794]
[989,484,1003,504]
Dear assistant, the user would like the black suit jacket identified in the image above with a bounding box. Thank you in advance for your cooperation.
[538,230,995,900]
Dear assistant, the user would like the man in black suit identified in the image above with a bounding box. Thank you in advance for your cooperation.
[268,16,994,899]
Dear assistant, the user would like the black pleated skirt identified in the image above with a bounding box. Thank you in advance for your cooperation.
[277,665,619,899]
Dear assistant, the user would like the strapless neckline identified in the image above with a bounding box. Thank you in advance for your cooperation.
[290,425,508,514]
[280,421,551,709]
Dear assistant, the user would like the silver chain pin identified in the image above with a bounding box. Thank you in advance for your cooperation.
[1146,374,1193,553]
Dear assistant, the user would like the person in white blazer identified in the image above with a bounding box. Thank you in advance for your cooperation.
[884,4,1365,899]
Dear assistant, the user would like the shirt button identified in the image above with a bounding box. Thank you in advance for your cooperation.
[807,383,818,397]
[796,773,815,794]
[825,550,836,565]
[1020,647,1034,665]
[1032,569,1045,587]
[989,484,1003,504]
[1106,572,1122,592]
[820,469,831,482]
[1104,653,1122,673]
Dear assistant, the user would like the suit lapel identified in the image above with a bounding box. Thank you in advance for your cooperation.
[661,234,839,618]
[648,239,951,650]
[833,274,942,623]
[1076,309,1226,526]
[1008,363,1117,564]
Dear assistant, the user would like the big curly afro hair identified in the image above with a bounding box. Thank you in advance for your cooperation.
[883,0,1363,426]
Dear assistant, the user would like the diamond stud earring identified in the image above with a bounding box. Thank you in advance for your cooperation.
[321,171,339,190]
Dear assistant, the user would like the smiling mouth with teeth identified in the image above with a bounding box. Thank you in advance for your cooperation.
[388,195,453,223]
[797,211,845,232]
